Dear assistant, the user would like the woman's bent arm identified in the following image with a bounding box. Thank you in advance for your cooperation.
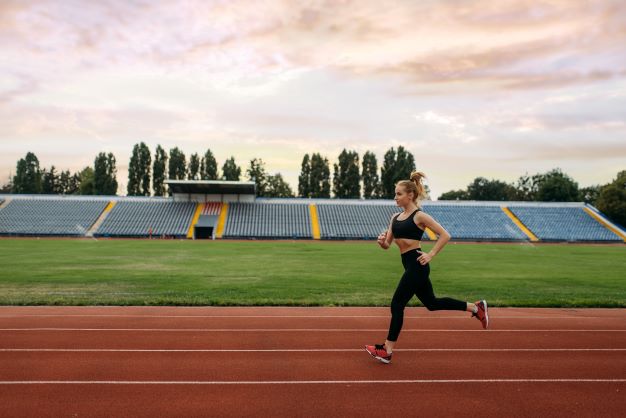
[416,212,450,264]
[377,214,396,249]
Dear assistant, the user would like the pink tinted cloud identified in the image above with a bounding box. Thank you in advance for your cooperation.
[1,0,625,195]
[2,0,624,90]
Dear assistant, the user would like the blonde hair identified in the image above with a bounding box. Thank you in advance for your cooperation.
[396,171,427,203]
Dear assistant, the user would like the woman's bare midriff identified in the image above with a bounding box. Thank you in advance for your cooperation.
[395,238,422,254]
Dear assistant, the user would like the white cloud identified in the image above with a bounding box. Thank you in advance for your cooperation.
[1,0,625,198]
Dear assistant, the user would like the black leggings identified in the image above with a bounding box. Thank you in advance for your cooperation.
[387,248,467,342]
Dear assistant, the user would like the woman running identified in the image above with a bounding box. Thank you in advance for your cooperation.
[365,171,488,364]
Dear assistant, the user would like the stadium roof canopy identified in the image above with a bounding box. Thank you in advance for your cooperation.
[165,180,256,195]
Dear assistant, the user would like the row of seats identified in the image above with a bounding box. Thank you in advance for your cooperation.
[224,203,311,238]
[317,204,410,239]
[424,205,527,241]
[0,198,621,241]
[509,206,619,241]
[95,201,197,237]
[0,199,107,236]
[202,202,222,216]
[307,204,527,240]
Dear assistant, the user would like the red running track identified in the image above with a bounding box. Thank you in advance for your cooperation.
[0,306,625,417]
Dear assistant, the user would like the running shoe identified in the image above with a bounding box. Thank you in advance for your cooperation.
[365,344,392,364]
[472,299,489,329]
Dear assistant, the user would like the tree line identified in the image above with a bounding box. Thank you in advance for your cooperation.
[438,168,625,227]
[3,147,624,227]
[4,144,419,199]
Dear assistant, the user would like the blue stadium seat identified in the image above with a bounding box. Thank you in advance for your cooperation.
[0,197,620,243]
[317,203,399,240]
[0,198,107,236]
[94,200,196,238]
[224,202,311,239]
[317,203,526,241]
[423,204,527,241]
[509,206,621,242]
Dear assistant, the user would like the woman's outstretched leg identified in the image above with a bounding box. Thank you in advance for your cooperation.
[365,270,415,363]
[415,272,489,328]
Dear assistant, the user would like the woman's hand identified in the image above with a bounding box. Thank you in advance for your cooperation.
[416,250,432,265]
[377,231,389,249]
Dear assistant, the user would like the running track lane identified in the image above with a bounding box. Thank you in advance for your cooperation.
[0,307,625,418]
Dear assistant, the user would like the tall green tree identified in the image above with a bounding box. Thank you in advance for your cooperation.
[41,166,59,194]
[153,145,167,196]
[13,152,42,194]
[139,144,152,195]
[439,189,469,200]
[247,158,268,196]
[380,148,397,199]
[333,149,360,198]
[594,170,625,227]
[395,146,415,181]
[78,167,95,195]
[298,154,311,198]
[309,153,331,198]
[168,147,187,181]
[362,151,380,199]
[127,146,140,196]
[0,178,12,193]
[201,149,218,180]
[536,169,579,202]
[94,152,118,195]
[467,177,516,201]
[380,146,416,198]
[59,170,80,195]
[579,185,601,205]
[320,156,331,198]
[128,142,152,196]
[266,173,295,198]
[513,172,544,201]
[188,153,200,180]
[222,157,241,181]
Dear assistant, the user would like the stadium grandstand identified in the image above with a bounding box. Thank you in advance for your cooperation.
[0,196,109,236]
[0,181,624,243]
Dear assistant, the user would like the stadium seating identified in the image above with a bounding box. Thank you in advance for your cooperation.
[317,203,400,239]
[202,202,222,216]
[224,202,311,239]
[0,198,108,236]
[509,205,622,242]
[317,203,527,241]
[94,200,196,238]
[423,204,528,241]
[0,196,621,243]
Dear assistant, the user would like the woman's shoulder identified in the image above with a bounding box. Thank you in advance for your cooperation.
[413,206,428,218]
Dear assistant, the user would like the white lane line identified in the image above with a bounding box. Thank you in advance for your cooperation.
[1,348,624,353]
[1,328,625,332]
[0,315,620,319]
[1,379,625,385]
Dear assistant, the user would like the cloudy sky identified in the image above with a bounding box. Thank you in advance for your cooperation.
[1,0,625,198]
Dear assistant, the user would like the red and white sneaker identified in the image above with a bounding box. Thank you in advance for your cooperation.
[472,300,489,329]
[365,344,392,364]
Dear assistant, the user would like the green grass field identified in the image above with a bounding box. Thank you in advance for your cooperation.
[0,239,624,307]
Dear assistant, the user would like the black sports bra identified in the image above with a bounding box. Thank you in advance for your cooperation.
[392,209,425,240]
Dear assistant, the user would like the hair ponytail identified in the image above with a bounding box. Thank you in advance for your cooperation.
[410,171,426,201]
[397,171,427,203]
